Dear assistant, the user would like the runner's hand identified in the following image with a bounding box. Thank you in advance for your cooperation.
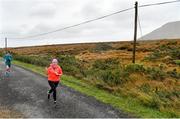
[55,72,60,76]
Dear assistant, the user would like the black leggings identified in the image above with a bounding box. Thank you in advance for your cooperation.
[48,81,59,101]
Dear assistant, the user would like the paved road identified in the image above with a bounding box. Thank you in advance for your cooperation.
[0,62,131,118]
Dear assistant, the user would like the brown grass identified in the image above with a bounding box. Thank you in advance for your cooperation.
[0,106,23,118]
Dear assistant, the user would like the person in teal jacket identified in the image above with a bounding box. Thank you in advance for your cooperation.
[3,52,13,69]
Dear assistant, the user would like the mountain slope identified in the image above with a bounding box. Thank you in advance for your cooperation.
[140,21,180,40]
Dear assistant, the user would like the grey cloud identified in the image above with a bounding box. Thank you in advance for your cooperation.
[0,26,22,38]
[30,23,53,34]
[30,3,57,18]
[81,1,104,18]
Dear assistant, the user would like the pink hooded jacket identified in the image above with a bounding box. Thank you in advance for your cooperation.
[47,64,63,82]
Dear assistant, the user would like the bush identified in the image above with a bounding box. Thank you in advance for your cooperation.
[57,55,82,77]
[92,58,120,70]
[145,67,166,80]
[155,90,179,101]
[139,83,151,93]
[13,54,50,67]
[155,90,180,112]
[99,68,129,86]
[169,48,180,60]
[173,60,180,66]
[167,41,177,45]
[147,95,162,109]
[156,90,171,101]
[117,45,129,50]
[159,44,171,51]
[137,93,161,109]
[0,51,3,57]
[172,90,180,98]
[125,63,145,73]
[89,59,129,86]
[167,69,180,79]
[93,43,113,52]
[144,50,162,61]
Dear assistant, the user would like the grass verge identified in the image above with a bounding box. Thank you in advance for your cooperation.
[12,60,174,118]
[0,106,23,118]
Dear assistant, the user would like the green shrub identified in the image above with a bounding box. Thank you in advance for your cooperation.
[173,60,180,66]
[0,51,3,57]
[144,50,162,61]
[90,59,129,86]
[117,45,129,50]
[57,55,82,77]
[167,69,180,79]
[167,41,177,45]
[156,90,180,112]
[159,44,171,51]
[139,83,151,93]
[169,48,180,60]
[147,95,162,109]
[156,90,180,101]
[13,54,50,67]
[93,43,113,52]
[172,90,180,98]
[138,94,162,109]
[156,90,172,100]
[92,58,120,70]
[166,111,179,118]
[125,63,145,73]
[99,68,129,86]
[145,67,166,80]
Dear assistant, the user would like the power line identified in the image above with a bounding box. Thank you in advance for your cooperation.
[137,15,143,40]
[10,7,134,39]
[139,0,180,8]
[7,0,180,39]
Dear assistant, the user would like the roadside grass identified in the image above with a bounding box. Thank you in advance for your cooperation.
[0,106,23,118]
[12,60,176,118]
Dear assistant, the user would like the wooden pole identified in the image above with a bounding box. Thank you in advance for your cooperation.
[5,37,7,53]
[132,1,138,63]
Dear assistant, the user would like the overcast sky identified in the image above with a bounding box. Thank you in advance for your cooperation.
[0,0,180,47]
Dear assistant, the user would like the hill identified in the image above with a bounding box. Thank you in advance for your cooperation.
[140,21,180,40]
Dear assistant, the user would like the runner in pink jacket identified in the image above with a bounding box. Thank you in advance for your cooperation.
[46,59,63,104]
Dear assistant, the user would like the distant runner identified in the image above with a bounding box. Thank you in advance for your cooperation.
[46,59,63,105]
[3,51,13,72]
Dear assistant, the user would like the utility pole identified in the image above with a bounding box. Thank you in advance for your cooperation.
[132,1,138,63]
[5,37,7,53]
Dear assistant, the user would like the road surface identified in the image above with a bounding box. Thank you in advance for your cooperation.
[0,61,131,118]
